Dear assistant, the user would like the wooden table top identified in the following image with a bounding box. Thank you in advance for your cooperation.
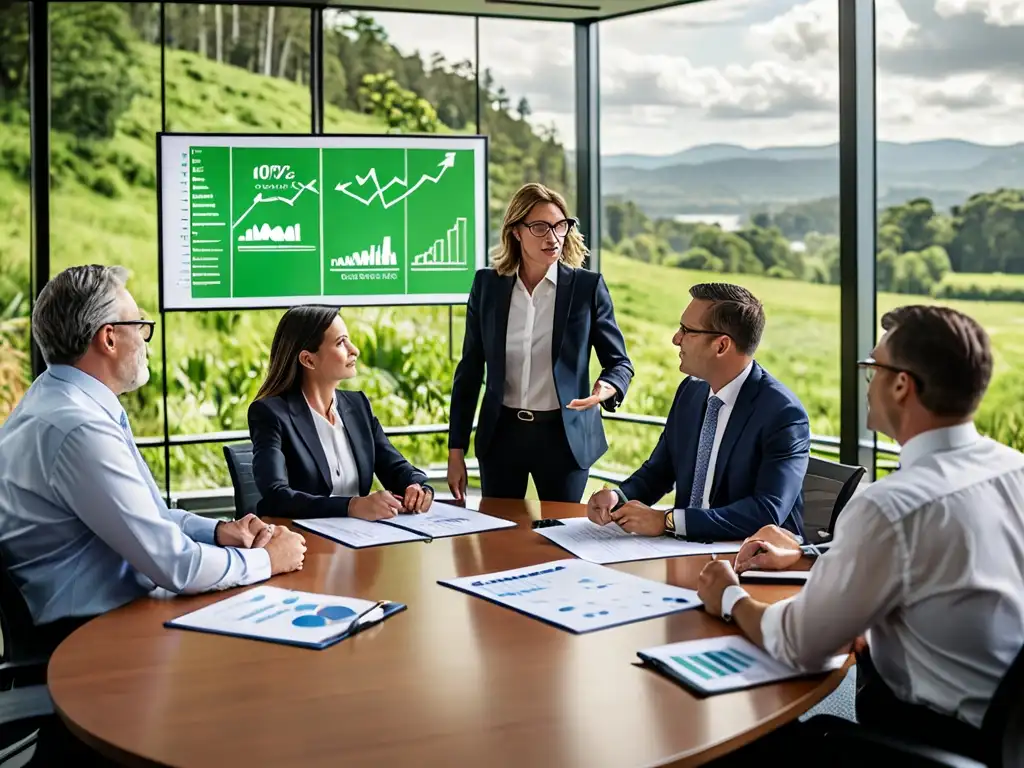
[48,499,847,768]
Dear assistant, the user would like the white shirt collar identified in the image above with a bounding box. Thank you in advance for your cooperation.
[899,423,981,469]
[516,261,559,292]
[709,361,753,407]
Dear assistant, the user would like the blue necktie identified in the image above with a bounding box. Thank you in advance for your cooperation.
[689,395,724,509]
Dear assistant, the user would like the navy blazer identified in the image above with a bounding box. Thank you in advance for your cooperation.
[248,388,428,519]
[618,362,810,541]
[449,264,634,469]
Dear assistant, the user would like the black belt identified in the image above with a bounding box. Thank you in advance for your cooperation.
[502,406,561,424]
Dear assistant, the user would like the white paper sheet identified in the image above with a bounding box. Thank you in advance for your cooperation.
[383,501,517,539]
[166,586,383,648]
[295,517,428,548]
[638,635,847,694]
[534,518,743,564]
[439,558,700,633]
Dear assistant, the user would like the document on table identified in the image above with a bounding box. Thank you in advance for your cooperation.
[165,585,406,649]
[296,502,516,548]
[380,502,517,539]
[295,517,429,548]
[533,518,743,564]
[638,636,847,695]
[439,558,701,633]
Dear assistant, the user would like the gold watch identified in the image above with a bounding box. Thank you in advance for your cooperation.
[664,510,675,534]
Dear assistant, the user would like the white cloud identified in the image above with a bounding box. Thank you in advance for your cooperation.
[750,0,917,60]
[935,0,1024,26]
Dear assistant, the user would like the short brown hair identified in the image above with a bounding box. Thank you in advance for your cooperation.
[880,305,992,418]
[689,283,765,356]
[491,183,587,276]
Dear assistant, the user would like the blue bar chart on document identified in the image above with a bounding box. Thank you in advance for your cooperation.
[637,635,848,694]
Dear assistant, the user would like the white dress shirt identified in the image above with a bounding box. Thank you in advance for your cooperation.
[761,423,1024,728]
[674,362,753,536]
[308,396,360,498]
[502,262,561,411]
[0,365,270,624]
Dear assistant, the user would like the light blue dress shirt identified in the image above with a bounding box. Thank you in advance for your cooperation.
[0,365,270,625]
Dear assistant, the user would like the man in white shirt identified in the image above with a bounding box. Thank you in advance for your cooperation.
[698,304,1024,760]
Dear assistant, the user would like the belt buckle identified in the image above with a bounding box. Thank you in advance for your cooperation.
[517,409,535,423]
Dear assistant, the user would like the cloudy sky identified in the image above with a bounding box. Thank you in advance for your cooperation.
[373,0,1024,155]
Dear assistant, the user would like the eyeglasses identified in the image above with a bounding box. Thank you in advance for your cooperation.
[857,357,924,393]
[678,323,732,341]
[520,218,576,238]
[106,320,156,343]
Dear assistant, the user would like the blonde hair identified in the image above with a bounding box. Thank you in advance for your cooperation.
[491,183,588,276]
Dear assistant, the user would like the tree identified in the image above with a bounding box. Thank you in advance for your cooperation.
[516,97,531,121]
[358,71,439,133]
[48,3,140,141]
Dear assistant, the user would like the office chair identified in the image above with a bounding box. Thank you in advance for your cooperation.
[0,555,55,766]
[811,641,1024,767]
[801,457,866,544]
[223,441,262,520]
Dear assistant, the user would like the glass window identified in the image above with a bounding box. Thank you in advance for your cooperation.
[0,2,31,426]
[478,18,577,248]
[161,5,312,492]
[876,0,1024,466]
[45,2,165,484]
[599,1,841,498]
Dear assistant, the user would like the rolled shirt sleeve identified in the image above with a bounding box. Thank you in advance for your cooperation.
[51,421,270,594]
[760,497,905,669]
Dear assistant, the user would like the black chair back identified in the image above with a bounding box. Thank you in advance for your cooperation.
[802,456,866,544]
[223,442,261,520]
[982,641,1024,768]
[0,552,37,666]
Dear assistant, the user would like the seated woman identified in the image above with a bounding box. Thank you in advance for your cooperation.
[248,306,434,520]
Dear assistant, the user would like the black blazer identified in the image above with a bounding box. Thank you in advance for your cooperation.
[449,264,634,469]
[619,362,810,541]
[248,388,428,519]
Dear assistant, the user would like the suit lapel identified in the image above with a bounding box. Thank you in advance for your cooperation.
[710,363,763,501]
[287,389,332,489]
[336,392,373,495]
[492,273,515,386]
[551,263,576,364]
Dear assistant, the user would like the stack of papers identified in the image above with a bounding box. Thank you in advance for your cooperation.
[534,518,743,564]
[439,558,701,633]
[165,585,406,649]
[296,502,516,548]
[638,635,847,694]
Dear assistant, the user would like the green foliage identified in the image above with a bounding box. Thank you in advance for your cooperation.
[932,271,1024,302]
[358,71,439,133]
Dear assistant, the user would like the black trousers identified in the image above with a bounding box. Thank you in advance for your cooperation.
[478,408,590,503]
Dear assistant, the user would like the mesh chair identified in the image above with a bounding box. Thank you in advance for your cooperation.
[801,456,866,545]
[811,641,1024,767]
[223,441,262,520]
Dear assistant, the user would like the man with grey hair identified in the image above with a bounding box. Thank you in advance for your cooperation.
[0,265,307,641]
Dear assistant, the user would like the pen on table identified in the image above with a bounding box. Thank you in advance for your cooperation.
[350,600,389,627]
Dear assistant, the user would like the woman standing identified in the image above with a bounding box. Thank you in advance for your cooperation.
[447,182,633,502]
[249,306,433,520]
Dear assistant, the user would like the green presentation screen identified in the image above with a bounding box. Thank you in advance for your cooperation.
[158,133,487,310]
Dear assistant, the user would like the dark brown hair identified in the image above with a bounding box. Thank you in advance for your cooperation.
[880,305,992,418]
[255,305,339,400]
[689,283,765,356]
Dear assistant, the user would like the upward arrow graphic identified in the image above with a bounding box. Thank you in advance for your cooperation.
[335,152,456,208]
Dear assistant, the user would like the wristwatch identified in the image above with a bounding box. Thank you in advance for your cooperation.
[721,585,750,623]
[664,510,676,534]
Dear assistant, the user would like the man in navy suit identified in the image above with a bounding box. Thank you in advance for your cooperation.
[587,283,809,541]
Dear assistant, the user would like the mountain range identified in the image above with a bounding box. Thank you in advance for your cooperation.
[600,140,1024,218]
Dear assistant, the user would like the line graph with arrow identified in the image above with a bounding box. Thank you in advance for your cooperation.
[334,152,456,209]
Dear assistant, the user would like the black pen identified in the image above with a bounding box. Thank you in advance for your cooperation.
[348,600,390,631]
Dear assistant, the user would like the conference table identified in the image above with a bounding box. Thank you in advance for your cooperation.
[48,499,848,767]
